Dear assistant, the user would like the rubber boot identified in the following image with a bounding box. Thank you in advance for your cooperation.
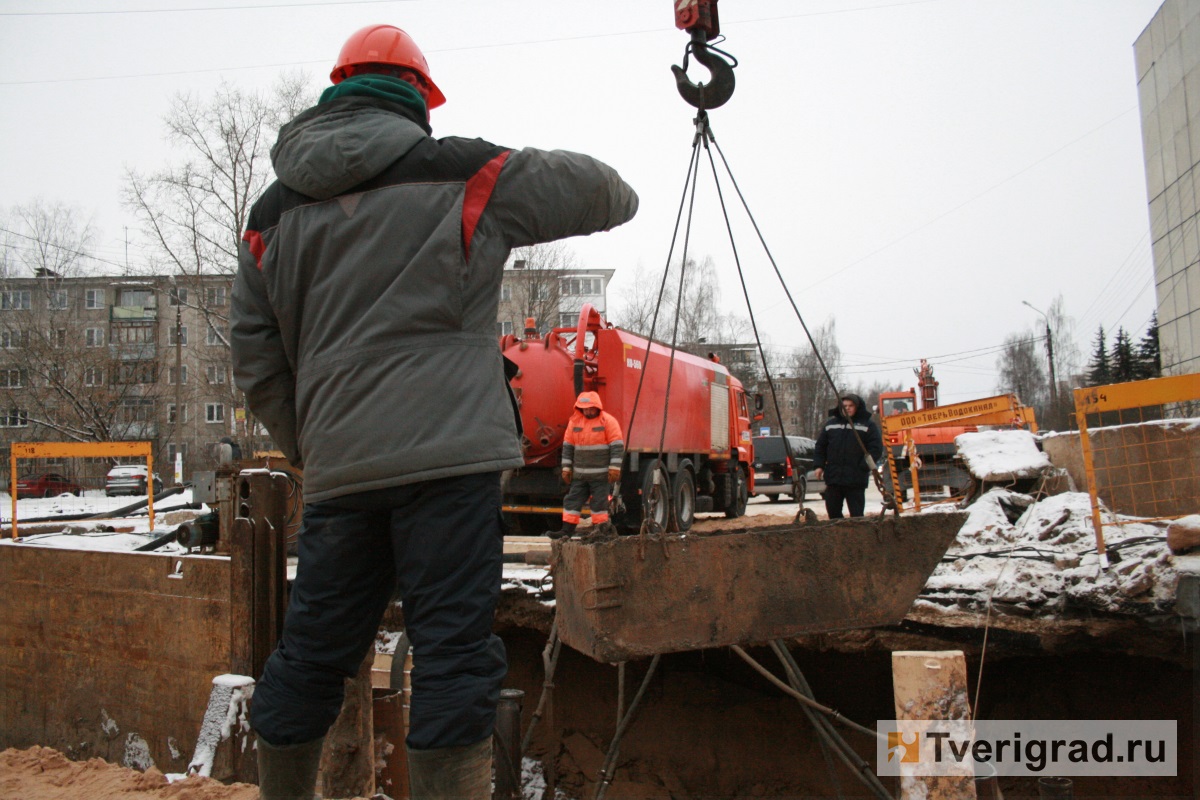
[547,521,577,540]
[407,736,492,799]
[256,734,323,800]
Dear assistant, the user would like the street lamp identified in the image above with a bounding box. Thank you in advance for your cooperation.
[1022,301,1058,424]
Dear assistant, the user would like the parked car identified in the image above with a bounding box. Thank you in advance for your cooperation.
[751,435,817,502]
[15,473,83,499]
[105,465,164,497]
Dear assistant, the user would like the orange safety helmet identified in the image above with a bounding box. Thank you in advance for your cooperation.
[330,24,446,108]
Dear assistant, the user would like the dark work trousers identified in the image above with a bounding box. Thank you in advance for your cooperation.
[562,477,611,521]
[250,471,507,751]
[823,483,866,519]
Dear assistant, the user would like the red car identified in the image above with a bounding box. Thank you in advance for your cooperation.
[15,473,83,499]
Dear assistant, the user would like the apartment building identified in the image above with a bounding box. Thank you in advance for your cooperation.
[497,260,615,336]
[0,270,252,486]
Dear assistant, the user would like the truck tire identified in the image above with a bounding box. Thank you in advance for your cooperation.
[669,463,696,533]
[724,466,748,519]
[640,464,670,534]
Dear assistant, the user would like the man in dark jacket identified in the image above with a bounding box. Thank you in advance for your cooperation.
[231,24,638,799]
[812,393,884,519]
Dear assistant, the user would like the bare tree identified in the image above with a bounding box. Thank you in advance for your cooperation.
[995,330,1048,418]
[498,242,579,334]
[3,199,97,278]
[614,256,713,341]
[0,203,171,446]
[123,74,316,452]
[788,318,844,437]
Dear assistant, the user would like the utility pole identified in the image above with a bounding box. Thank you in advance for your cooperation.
[1022,301,1058,427]
[175,299,183,485]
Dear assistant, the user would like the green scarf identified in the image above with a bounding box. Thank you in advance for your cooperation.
[319,74,428,120]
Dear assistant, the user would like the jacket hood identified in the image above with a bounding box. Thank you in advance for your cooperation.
[827,392,871,421]
[271,97,427,200]
[574,391,604,411]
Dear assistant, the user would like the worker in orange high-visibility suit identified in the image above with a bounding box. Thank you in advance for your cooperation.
[552,391,624,539]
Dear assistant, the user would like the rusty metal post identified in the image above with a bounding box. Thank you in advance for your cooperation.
[493,689,525,800]
[229,471,290,681]
[373,687,409,799]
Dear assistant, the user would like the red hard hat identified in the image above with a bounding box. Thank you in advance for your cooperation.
[330,24,446,108]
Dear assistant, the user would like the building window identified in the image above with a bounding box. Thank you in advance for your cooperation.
[1,290,32,310]
[500,286,512,302]
[169,366,188,385]
[1,330,29,349]
[115,362,156,385]
[49,328,66,348]
[497,321,513,336]
[85,327,105,347]
[206,324,227,346]
[531,284,551,301]
[168,287,188,306]
[0,368,27,388]
[112,323,155,345]
[206,403,225,423]
[561,277,603,296]
[120,398,155,423]
[167,442,187,463]
[118,288,154,307]
[85,288,104,309]
[207,365,226,384]
[205,287,227,307]
[559,312,577,327]
[84,367,104,386]
[168,404,188,423]
[167,325,188,346]
[48,289,69,310]
[0,409,29,427]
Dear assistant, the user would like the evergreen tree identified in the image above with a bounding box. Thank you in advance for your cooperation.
[1136,314,1161,380]
[1086,326,1111,386]
[1110,326,1137,382]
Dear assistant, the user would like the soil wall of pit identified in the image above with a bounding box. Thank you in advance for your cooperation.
[496,625,1196,799]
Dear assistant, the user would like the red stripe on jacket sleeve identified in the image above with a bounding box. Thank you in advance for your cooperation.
[462,151,512,259]
[242,230,265,270]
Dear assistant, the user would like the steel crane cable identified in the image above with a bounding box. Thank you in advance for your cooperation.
[622,121,707,534]
[699,114,895,510]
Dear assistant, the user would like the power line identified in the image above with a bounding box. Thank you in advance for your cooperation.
[0,0,414,16]
[1,226,130,271]
[0,1,947,85]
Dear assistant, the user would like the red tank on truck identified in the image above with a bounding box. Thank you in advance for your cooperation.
[500,304,757,535]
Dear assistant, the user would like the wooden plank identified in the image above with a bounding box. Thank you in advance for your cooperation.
[892,650,975,800]
[0,545,231,774]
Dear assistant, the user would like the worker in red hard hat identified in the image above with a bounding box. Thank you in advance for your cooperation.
[553,391,625,539]
[233,23,638,800]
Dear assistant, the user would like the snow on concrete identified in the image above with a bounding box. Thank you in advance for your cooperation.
[955,429,1051,481]
[186,675,254,779]
[924,489,1178,614]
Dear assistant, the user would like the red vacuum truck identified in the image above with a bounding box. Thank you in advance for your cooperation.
[500,304,756,535]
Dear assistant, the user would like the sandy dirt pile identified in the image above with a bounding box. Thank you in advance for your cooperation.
[0,746,259,799]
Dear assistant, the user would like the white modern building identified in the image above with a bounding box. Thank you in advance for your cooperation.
[1135,0,1200,374]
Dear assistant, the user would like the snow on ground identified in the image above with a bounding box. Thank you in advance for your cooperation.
[0,489,204,554]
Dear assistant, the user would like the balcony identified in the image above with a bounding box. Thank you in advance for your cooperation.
[109,343,158,361]
[111,305,157,322]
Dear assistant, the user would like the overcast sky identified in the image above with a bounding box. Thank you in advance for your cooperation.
[0,0,1166,403]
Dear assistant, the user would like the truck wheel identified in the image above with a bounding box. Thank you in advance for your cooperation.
[725,466,748,519]
[669,465,696,533]
[640,464,669,534]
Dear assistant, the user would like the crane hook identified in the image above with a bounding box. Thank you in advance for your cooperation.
[671,29,736,110]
